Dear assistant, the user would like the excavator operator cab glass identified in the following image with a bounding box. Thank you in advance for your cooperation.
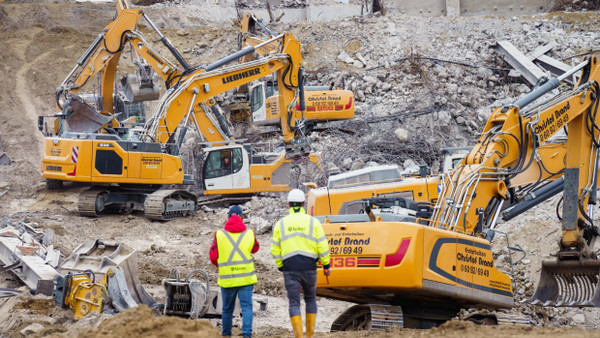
[232,148,243,173]
[251,84,264,113]
[265,80,276,98]
[203,148,244,179]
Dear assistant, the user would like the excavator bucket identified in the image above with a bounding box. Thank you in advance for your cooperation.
[123,70,160,103]
[527,259,600,306]
[60,240,161,310]
[67,98,113,133]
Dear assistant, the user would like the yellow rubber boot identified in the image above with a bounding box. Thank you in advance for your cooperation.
[290,315,303,338]
[306,313,316,338]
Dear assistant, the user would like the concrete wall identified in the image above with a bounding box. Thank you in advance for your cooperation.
[389,0,554,17]
[190,0,557,20]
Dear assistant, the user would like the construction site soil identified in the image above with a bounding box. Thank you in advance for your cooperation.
[2,0,600,336]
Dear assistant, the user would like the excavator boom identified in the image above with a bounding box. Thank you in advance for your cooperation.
[39,0,323,220]
[237,12,354,129]
[315,57,600,330]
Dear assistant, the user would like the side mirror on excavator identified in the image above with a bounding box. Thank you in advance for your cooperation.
[38,116,44,133]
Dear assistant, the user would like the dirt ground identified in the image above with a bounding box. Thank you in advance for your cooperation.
[2,0,600,337]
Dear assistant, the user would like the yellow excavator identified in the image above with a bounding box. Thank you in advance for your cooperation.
[315,57,600,329]
[38,0,319,220]
[306,142,567,218]
[231,12,354,128]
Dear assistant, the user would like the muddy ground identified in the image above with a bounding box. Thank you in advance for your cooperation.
[2,0,600,336]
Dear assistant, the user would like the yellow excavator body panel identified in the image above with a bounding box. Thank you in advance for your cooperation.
[263,90,355,125]
[307,175,440,216]
[41,138,184,185]
[317,220,514,308]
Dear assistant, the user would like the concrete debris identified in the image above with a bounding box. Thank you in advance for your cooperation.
[349,158,365,171]
[20,323,45,336]
[249,215,272,235]
[572,313,586,324]
[337,50,355,64]
[394,128,408,143]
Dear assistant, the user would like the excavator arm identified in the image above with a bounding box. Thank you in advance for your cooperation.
[53,5,185,134]
[432,57,600,306]
[139,32,304,149]
[239,12,280,62]
[434,58,600,243]
[146,50,299,145]
[53,2,309,153]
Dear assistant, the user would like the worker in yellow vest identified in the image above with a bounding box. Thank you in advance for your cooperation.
[210,205,259,338]
[271,189,331,338]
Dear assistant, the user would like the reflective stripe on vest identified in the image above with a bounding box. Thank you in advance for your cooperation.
[219,230,254,267]
[216,229,257,287]
[278,217,320,260]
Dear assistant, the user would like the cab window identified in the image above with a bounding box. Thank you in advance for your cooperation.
[204,149,232,179]
[251,85,264,113]
[232,147,243,173]
[266,81,275,98]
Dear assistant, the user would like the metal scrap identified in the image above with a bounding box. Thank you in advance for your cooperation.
[493,40,577,86]
[0,287,20,298]
[0,133,11,165]
[0,224,60,295]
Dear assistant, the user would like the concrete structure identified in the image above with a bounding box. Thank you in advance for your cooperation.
[211,0,556,21]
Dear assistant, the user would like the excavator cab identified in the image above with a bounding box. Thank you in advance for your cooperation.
[203,146,249,191]
[201,143,294,194]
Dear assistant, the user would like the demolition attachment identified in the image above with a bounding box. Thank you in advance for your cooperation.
[527,259,600,306]
[163,268,227,319]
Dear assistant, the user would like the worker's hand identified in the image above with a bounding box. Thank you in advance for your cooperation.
[278,266,284,272]
[323,268,331,276]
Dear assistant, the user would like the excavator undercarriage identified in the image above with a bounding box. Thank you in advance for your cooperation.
[77,186,197,221]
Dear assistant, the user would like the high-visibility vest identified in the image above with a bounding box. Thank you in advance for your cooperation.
[216,229,257,288]
[271,208,330,269]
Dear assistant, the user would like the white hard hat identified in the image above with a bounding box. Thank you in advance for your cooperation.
[287,189,305,203]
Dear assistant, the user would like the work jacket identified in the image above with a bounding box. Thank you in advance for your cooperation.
[271,207,330,271]
[210,215,259,288]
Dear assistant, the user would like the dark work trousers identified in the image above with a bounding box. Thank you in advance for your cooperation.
[283,270,317,317]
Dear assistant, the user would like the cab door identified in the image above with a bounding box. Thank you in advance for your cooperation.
[250,83,266,123]
[230,147,250,190]
[91,140,128,182]
[203,147,250,191]
[203,148,233,190]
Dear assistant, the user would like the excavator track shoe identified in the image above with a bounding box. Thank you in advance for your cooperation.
[144,189,197,221]
[527,259,600,306]
[78,187,110,217]
[331,304,403,331]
